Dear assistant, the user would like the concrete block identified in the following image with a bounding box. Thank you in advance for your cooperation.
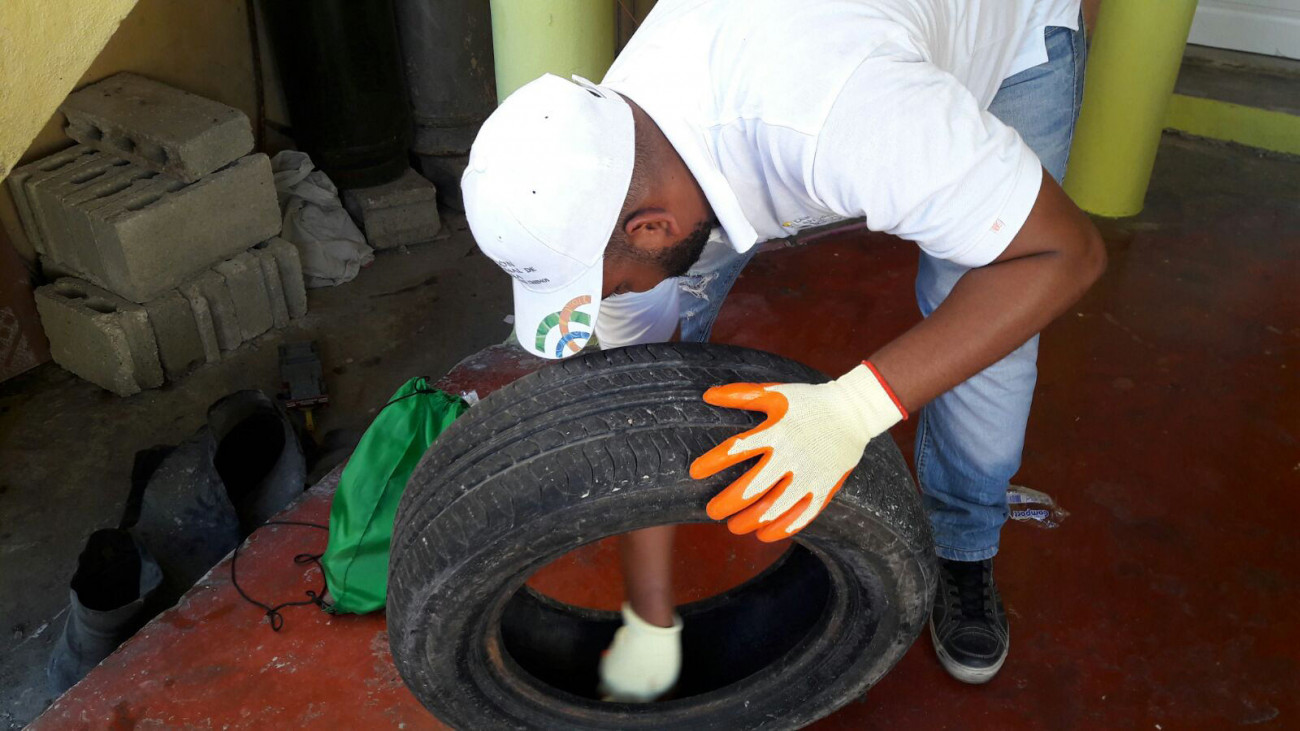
[6,145,110,255]
[180,271,241,352]
[35,278,163,396]
[414,154,468,212]
[142,290,206,379]
[60,73,254,183]
[213,252,272,341]
[183,288,222,364]
[34,153,282,303]
[30,154,155,278]
[258,238,307,319]
[342,168,443,249]
[252,247,290,329]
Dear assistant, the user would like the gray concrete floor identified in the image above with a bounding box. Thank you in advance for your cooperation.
[0,213,511,727]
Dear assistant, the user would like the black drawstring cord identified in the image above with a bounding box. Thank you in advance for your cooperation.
[380,385,441,410]
[230,520,329,631]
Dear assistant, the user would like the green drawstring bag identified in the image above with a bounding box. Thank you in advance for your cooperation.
[321,377,469,614]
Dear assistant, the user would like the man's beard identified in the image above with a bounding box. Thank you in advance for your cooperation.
[657,220,713,278]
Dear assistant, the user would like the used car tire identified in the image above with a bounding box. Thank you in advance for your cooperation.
[388,344,936,730]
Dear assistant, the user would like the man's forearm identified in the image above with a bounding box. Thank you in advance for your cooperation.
[870,170,1106,413]
[620,526,677,628]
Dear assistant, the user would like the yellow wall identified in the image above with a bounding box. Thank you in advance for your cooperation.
[0,0,138,181]
[0,0,281,262]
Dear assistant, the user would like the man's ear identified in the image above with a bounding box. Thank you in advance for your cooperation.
[623,208,681,252]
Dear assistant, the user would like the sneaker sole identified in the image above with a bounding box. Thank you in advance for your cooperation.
[929,621,1008,685]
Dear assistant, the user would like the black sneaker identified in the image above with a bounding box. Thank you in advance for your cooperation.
[930,558,1009,684]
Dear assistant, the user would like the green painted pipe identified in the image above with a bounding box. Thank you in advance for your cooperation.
[1063,1,1199,217]
[490,0,616,103]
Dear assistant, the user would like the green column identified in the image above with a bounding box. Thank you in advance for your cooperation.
[490,0,616,103]
[1063,1,1199,217]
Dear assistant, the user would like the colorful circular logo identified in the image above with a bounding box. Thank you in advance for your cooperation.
[535,295,593,357]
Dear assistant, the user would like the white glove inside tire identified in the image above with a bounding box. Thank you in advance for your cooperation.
[598,603,683,702]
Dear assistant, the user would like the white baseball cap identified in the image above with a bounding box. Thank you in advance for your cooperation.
[463,73,635,359]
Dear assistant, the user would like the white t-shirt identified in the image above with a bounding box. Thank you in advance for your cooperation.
[601,0,1079,268]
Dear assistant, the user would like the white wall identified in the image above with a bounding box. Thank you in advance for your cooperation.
[1188,0,1300,59]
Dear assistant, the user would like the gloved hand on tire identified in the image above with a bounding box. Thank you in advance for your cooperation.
[692,362,907,542]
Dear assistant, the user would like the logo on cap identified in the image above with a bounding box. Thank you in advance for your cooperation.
[536,295,593,357]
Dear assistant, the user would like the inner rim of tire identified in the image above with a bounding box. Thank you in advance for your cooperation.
[496,539,839,700]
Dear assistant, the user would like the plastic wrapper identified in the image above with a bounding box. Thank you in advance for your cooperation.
[1007,484,1069,529]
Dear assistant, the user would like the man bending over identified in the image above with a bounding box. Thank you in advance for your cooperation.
[463,0,1102,701]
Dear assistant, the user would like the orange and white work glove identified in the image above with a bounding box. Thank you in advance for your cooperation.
[690,363,907,542]
[598,603,683,702]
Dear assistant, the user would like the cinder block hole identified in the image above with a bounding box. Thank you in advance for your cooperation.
[90,181,134,201]
[84,125,105,141]
[142,145,169,166]
[70,168,108,185]
[116,137,138,154]
[124,194,163,212]
[55,285,88,300]
[110,160,131,168]
[84,299,118,314]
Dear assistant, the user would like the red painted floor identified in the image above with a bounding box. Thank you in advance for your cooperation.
[33,138,1300,729]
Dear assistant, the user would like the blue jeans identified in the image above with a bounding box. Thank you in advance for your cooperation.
[677,22,1087,561]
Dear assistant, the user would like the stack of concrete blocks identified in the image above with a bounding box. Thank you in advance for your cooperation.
[7,74,308,396]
